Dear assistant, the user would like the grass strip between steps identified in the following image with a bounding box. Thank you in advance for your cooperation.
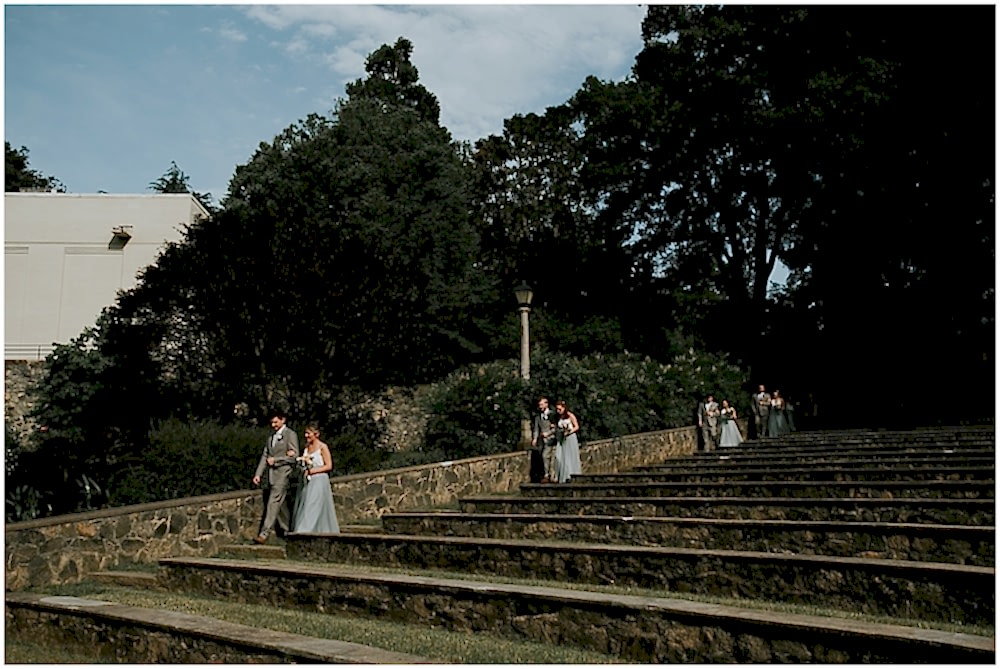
[210,553,995,638]
[5,638,116,664]
[24,581,625,664]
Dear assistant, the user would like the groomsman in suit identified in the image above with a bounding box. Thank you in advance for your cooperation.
[531,397,558,484]
[252,411,300,544]
[698,394,721,451]
[752,384,771,438]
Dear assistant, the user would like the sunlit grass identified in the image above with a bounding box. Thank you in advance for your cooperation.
[5,638,114,664]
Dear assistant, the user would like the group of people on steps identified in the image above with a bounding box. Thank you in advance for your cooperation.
[698,384,797,451]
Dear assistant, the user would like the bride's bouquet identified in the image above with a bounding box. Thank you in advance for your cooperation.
[295,454,312,483]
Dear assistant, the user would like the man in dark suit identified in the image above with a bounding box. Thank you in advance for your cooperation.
[252,411,300,544]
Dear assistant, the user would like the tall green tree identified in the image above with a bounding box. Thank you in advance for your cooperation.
[471,105,642,356]
[5,141,65,192]
[589,5,993,420]
[598,6,894,362]
[149,160,217,211]
[344,37,442,126]
[107,38,491,426]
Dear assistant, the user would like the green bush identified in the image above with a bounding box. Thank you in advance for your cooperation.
[14,336,750,511]
[423,342,748,458]
[106,419,265,506]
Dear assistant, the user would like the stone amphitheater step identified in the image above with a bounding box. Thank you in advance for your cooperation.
[741,432,993,450]
[457,495,994,525]
[5,591,428,663]
[153,556,993,663]
[519,479,994,500]
[279,533,993,626]
[573,464,995,484]
[742,425,992,438]
[217,543,287,559]
[90,571,160,589]
[637,451,996,471]
[378,512,994,566]
[683,441,994,460]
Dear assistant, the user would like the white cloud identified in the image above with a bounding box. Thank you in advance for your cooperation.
[218,25,248,43]
[240,4,645,141]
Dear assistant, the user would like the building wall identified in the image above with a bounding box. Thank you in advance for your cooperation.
[4,193,207,360]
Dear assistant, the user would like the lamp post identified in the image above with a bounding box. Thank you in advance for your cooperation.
[514,282,534,448]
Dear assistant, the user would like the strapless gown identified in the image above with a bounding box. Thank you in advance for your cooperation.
[292,449,340,533]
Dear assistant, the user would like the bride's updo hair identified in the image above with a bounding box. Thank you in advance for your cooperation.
[305,423,321,436]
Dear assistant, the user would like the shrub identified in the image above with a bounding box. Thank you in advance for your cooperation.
[423,342,748,457]
[106,419,264,506]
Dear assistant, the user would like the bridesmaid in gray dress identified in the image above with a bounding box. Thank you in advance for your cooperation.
[767,390,789,437]
[292,424,340,534]
[554,401,583,483]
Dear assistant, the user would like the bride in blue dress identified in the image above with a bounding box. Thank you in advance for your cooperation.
[718,399,744,447]
[292,424,340,534]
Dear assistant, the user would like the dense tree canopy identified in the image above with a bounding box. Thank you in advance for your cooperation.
[563,5,993,421]
[5,141,65,192]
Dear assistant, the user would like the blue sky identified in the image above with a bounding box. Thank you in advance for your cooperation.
[5,4,647,201]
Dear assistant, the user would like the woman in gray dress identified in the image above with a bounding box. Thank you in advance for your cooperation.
[767,390,789,437]
[292,424,340,534]
[554,401,583,483]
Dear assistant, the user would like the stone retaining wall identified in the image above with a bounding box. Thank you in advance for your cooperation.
[4,360,45,446]
[379,514,995,566]
[5,425,699,590]
[458,496,996,525]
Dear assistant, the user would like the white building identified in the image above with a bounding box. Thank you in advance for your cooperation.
[5,192,209,360]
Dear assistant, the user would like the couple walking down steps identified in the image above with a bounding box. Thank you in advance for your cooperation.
[253,413,339,544]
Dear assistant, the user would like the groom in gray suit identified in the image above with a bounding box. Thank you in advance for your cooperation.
[697,394,720,452]
[252,411,300,544]
[751,384,771,439]
[531,397,558,484]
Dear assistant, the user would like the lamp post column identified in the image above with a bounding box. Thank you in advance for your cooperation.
[518,305,530,381]
[514,282,534,449]
[519,304,531,447]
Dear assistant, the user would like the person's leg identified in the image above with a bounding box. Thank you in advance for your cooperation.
[542,443,556,482]
[259,485,288,538]
[529,448,544,483]
[277,485,294,535]
[258,487,270,536]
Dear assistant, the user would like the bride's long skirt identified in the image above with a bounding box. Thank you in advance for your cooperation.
[719,420,743,447]
[555,434,583,483]
[292,473,340,533]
